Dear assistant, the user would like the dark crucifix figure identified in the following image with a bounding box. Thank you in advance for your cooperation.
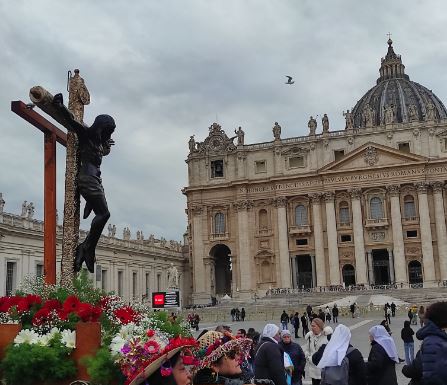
[53,93,115,273]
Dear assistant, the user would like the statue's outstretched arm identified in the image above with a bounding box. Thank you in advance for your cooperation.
[52,93,86,136]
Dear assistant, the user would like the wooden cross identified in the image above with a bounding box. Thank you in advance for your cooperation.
[387,32,392,40]
[11,100,67,285]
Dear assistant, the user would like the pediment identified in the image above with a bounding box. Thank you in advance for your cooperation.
[320,142,427,172]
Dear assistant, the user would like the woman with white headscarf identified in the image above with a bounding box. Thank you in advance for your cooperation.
[253,324,288,385]
[315,324,366,385]
[366,325,398,385]
[302,318,327,385]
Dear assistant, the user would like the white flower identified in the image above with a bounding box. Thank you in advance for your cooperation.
[38,333,52,346]
[110,335,126,355]
[48,327,60,338]
[60,330,76,349]
[14,329,39,345]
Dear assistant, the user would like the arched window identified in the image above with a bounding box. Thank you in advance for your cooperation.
[403,195,416,219]
[339,201,350,224]
[370,197,384,219]
[259,209,268,229]
[214,212,225,234]
[295,205,308,226]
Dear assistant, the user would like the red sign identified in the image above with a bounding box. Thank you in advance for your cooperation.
[153,293,165,307]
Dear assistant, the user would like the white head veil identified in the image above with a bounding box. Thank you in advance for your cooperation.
[317,324,351,368]
[262,323,279,343]
[369,325,399,363]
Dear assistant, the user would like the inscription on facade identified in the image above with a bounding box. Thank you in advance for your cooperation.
[239,166,447,194]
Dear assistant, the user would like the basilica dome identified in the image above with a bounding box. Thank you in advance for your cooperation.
[351,39,447,128]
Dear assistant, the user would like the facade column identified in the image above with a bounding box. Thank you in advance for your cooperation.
[310,193,327,287]
[388,185,407,284]
[416,182,436,285]
[387,248,395,283]
[273,197,292,288]
[324,192,341,285]
[366,250,374,285]
[349,188,368,284]
[432,182,447,281]
[190,205,208,304]
[311,255,317,288]
[291,256,297,288]
[234,200,253,294]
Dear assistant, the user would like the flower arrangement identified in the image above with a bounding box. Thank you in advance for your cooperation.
[0,272,193,385]
[1,329,77,385]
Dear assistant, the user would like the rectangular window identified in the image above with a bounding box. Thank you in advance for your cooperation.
[255,160,267,173]
[406,230,418,238]
[132,272,137,299]
[101,269,108,291]
[6,262,17,296]
[296,238,308,246]
[118,271,123,296]
[340,234,352,242]
[145,273,150,298]
[157,274,161,292]
[289,156,304,168]
[398,142,410,153]
[211,160,224,178]
[334,150,345,162]
[95,264,102,281]
[36,263,44,278]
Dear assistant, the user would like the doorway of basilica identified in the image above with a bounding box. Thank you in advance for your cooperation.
[372,249,390,285]
[408,260,423,284]
[342,264,356,286]
[296,255,313,288]
[210,244,232,296]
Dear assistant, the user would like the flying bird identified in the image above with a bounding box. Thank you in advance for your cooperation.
[285,76,294,85]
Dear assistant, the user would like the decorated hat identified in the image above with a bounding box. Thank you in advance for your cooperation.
[196,330,252,369]
[115,328,198,385]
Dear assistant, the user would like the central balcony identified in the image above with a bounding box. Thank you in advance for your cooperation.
[365,218,389,229]
[289,224,312,235]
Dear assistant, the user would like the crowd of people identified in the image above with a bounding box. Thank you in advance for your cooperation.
[125,301,447,385]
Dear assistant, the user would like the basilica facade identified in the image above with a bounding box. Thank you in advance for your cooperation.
[184,39,447,304]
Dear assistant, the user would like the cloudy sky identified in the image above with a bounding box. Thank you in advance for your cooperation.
[1,0,447,241]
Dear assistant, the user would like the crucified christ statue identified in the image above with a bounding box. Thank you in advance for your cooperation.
[52,93,115,273]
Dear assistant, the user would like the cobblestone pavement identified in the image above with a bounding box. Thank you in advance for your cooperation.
[194,313,420,385]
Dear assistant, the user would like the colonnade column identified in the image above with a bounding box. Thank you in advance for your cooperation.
[310,193,326,287]
[324,192,340,285]
[274,197,292,288]
[388,185,407,284]
[432,182,447,281]
[234,200,253,293]
[349,188,368,284]
[416,182,436,286]
[190,205,207,303]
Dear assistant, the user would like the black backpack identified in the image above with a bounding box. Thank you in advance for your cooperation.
[320,347,354,385]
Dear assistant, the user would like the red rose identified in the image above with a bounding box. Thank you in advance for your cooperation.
[57,308,68,320]
[43,299,62,311]
[16,298,30,312]
[32,307,51,326]
[90,306,102,322]
[63,295,81,314]
[77,303,93,322]
[146,329,155,337]
[25,294,42,307]
[114,306,139,325]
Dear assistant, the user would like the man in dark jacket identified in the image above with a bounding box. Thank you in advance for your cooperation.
[279,330,305,385]
[254,324,288,385]
[280,310,290,330]
[332,304,339,323]
[416,301,447,385]
[301,313,309,337]
[292,312,300,338]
